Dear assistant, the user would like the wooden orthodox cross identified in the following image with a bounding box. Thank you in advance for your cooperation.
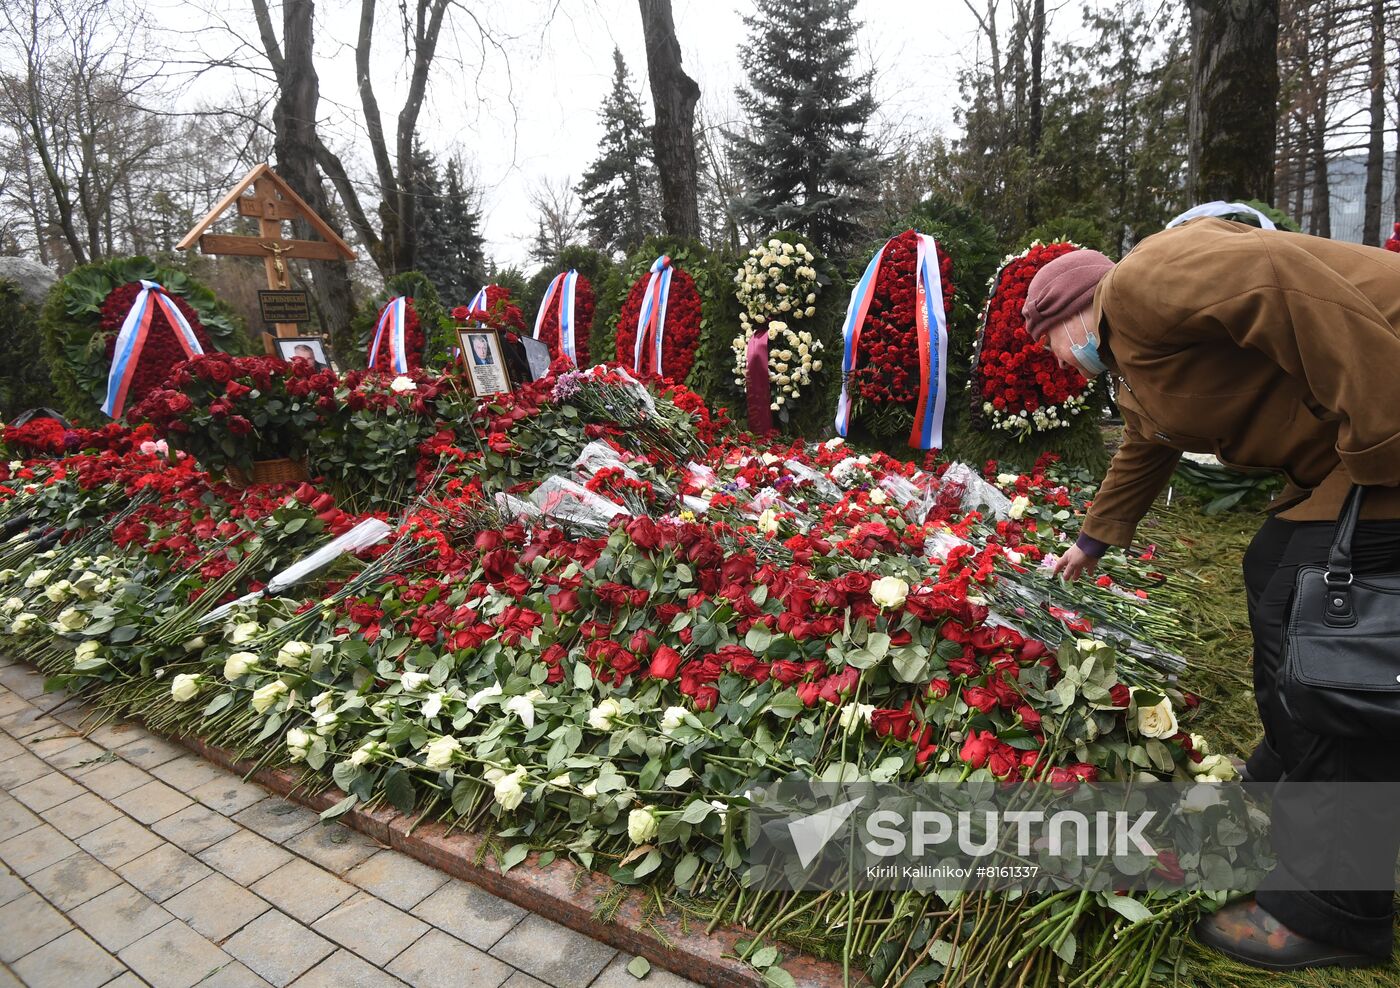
[176,164,356,344]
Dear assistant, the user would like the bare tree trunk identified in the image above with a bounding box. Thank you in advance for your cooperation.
[638,0,700,240]
[1187,0,1279,203]
[1360,0,1385,244]
[265,0,356,349]
[1394,56,1400,224]
[1026,0,1044,224]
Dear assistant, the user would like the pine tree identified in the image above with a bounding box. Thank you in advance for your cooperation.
[729,0,878,253]
[419,155,486,304]
[576,48,660,258]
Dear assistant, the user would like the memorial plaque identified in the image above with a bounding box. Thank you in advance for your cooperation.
[258,290,311,325]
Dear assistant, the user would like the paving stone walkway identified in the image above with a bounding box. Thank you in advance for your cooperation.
[0,657,702,988]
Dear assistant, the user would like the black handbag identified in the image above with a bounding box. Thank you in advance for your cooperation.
[1281,484,1400,737]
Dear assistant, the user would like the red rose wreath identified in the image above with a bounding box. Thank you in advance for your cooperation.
[970,241,1093,437]
[100,283,216,411]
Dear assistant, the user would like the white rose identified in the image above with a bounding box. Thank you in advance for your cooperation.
[399,669,430,691]
[2,596,24,613]
[227,621,261,645]
[223,651,257,680]
[805,306,816,318]
[74,640,103,664]
[274,641,312,669]
[869,488,887,505]
[286,728,311,761]
[390,375,417,393]
[24,568,52,588]
[9,613,39,635]
[1189,753,1236,782]
[1133,690,1179,739]
[349,741,380,767]
[870,576,909,610]
[1008,495,1032,520]
[422,735,461,770]
[1189,733,1211,757]
[505,691,541,730]
[170,674,200,702]
[493,766,528,810]
[660,706,690,735]
[997,473,1019,485]
[251,680,288,713]
[43,579,72,603]
[627,806,660,843]
[467,682,503,712]
[56,607,87,631]
[420,691,445,719]
[587,697,623,731]
[837,702,875,733]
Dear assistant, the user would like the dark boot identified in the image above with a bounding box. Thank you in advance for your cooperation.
[1193,898,1383,971]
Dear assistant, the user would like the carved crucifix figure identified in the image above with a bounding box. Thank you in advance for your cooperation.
[260,240,295,288]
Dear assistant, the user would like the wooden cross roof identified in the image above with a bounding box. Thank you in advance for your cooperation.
[176,163,356,261]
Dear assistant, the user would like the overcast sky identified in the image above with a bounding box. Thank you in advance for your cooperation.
[163,0,1105,270]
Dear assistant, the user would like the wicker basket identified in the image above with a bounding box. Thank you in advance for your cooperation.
[227,457,308,488]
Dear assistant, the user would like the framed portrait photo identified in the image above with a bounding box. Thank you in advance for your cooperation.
[458,328,512,397]
[274,335,334,372]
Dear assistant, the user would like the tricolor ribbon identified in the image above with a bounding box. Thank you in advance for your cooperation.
[632,256,673,376]
[366,296,409,373]
[834,233,949,449]
[102,280,205,419]
[533,270,580,366]
[466,286,488,322]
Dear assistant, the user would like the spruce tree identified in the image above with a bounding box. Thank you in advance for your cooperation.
[576,48,660,258]
[730,0,878,253]
[407,136,446,274]
[419,155,486,304]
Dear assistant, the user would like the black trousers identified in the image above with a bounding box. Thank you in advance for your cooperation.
[1242,514,1400,958]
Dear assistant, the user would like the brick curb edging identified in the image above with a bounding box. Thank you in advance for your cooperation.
[170,734,861,988]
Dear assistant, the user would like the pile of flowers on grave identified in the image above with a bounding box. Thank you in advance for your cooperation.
[0,358,1240,987]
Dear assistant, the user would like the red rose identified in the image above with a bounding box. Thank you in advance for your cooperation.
[961,686,998,714]
[959,729,998,768]
[648,646,684,680]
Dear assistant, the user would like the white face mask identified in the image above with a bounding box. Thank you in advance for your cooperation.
[1068,312,1108,376]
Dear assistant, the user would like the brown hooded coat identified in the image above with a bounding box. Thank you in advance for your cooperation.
[1081,217,1400,548]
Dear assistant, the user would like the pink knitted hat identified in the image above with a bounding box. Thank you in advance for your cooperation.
[1022,249,1115,340]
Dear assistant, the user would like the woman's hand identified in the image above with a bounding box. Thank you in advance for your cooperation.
[1051,545,1099,582]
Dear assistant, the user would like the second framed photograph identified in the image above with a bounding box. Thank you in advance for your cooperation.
[458,328,512,397]
[273,335,334,372]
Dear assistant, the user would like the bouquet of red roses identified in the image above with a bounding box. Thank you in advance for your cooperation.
[614,263,703,384]
[971,242,1093,438]
[452,285,526,335]
[129,353,337,476]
